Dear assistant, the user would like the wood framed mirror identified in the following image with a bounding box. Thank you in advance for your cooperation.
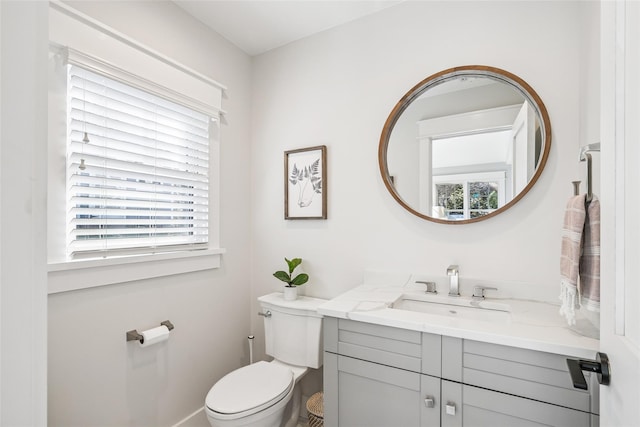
[379,65,551,224]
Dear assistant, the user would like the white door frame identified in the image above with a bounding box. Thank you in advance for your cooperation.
[599,1,640,425]
[0,1,48,425]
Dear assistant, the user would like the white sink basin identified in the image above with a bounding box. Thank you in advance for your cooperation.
[392,294,511,323]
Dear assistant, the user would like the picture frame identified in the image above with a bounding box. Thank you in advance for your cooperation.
[284,145,327,219]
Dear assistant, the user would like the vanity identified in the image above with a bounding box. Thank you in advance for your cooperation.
[318,65,601,426]
[318,280,600,427]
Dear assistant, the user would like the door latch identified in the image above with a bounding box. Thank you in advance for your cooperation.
[566,352,610,390]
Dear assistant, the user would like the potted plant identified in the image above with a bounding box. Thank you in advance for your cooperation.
[273,257,309,301]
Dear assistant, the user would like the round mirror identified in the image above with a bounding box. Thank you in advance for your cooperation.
[379,65,551,224]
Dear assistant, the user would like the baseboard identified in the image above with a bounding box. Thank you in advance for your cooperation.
[172,406,207,427]
[171,404,308,427]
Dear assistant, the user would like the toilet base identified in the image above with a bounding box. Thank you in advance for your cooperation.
[281,384,302,427]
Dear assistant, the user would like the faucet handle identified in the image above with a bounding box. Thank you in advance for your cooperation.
[416,281,437,294]
[472,286,497,299]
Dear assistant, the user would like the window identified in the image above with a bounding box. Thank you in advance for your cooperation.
[66,65,211,259]
[48,3,225,293]
[433,172,505,220]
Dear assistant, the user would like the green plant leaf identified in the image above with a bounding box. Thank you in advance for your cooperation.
[285,257,302,274]
[291,273,309,286]
[273,271,291,283]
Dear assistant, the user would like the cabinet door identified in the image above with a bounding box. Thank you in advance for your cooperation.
[441,380,462,427]
[461,384,591,427]
[328,354,440,426]
[420,374,441,426]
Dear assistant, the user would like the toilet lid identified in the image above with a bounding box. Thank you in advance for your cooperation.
[206,361,293,416]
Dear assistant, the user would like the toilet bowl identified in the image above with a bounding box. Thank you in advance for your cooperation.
[205,361,297,427]
[205,293,326,427]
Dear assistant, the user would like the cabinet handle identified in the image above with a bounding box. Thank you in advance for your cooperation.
[424,396,435,408]
[445,402,456,416]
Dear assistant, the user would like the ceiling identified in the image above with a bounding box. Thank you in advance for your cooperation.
[172,0,404,56]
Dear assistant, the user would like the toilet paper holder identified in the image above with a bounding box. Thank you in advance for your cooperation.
[126,320,174,343]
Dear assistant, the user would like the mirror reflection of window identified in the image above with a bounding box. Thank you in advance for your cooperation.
[415,102,527,217]
[469,181,499,218]
[433,172,505,220]
[434,183,464,219]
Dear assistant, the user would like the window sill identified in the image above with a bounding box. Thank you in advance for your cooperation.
[47,248,225,294]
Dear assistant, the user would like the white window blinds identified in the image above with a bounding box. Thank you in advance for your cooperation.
[67,65,210,258]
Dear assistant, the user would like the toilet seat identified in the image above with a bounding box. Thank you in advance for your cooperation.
[206,361,293,419]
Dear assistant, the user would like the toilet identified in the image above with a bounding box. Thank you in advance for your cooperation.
[205,292,326,427]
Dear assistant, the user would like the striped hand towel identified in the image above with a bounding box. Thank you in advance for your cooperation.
[559,194,600,326]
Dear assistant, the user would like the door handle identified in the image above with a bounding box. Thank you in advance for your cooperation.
[566,352,610,390]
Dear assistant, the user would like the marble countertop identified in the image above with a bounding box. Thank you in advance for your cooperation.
[317,281,600,359]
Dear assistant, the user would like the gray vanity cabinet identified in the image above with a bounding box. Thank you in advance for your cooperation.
[324,353,440,427]
[323,317,441,427]
[324,317,599,427]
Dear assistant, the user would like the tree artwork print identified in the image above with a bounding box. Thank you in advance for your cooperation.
[284,146,327,219]
[289,159,322,208]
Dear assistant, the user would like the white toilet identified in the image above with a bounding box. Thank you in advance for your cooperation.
[205,292,326,427]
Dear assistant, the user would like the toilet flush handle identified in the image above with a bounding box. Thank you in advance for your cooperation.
[258,310,272,318]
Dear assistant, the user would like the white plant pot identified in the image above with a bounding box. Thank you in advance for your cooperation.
[283,286,298,301]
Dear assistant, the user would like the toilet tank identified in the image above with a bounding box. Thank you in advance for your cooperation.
[258,292,326,369]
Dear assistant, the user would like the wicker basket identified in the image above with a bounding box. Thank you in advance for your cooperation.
[306,391,324,427]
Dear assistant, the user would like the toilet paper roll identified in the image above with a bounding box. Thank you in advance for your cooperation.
[139,325,170,348]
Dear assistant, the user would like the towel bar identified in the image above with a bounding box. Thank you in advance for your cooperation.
[579,143,600,202]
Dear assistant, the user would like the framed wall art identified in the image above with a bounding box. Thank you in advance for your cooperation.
[284,145,327,219]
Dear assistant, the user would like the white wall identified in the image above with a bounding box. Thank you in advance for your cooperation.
[578,0,601,196]
[250,0,593,350]
[47,2,252,426]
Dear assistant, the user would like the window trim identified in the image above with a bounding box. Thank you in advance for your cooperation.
[48,248,225,294]
[64,46,222,118]
[47,1,225,293]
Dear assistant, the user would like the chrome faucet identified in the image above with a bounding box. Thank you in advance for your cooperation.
[416,280,437,294]
[447,265,459,296]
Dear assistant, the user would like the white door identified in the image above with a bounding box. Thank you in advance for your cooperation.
[511,101,536,195]
[600,1,640,425]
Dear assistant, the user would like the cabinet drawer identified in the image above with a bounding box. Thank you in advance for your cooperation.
[325,318,441,375]
[461,340,593,412]
[463,384,591,427]
[338,318,422,344]
[338,318,422,372]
